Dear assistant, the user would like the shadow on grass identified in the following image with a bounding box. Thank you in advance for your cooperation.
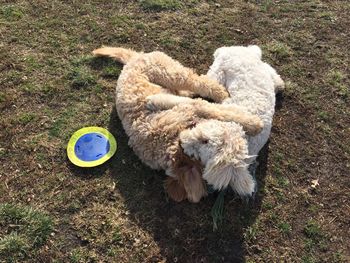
[106,107,269,263]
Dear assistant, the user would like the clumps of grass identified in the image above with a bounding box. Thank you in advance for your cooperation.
[67,56,99,88]
[272,165,290,188]
[302,255,316,263]
[260,0,273,12]
[73,55,122,79]
[68,66,97,88]
[278,221,292,235]
[0,147,5,158]
[49,107,76,138]
[304,220,323,239]
[0,203,53,260]
[101,65,121,79]
[70,248,92,263]
[111,15,132,27]
[276,176,290,188]
[72,204,124,256]
[90,56,123,79]
[211,190,226,231]
[262,201,274,210]
[326,70,348,98]
[318,12,336,22]
[0,232,28,259]
[6,71,24,86]
[317,111,331,122]
[244,220,260,241]
[303,220,328,252]
[140,0,182,11]
[332,250,347,262]
[24,55,42,71]
[159,35,179,49]
[21,83,40,94]
[265,41,293,61]
[1,5,23,22]
[0,92,6,103]
[17,112,36,125]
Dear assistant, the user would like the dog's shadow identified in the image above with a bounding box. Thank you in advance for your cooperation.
[106,107,269,263]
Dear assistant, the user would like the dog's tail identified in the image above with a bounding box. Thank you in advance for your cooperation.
[92,46,139,64]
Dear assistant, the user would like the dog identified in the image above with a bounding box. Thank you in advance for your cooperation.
[93,47,263,202]
[147,45,284,196]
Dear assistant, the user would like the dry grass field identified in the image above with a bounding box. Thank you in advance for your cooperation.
[1,0,349,262]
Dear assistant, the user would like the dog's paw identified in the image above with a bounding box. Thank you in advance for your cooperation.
[209,83,229,102]
[245,116,264,136]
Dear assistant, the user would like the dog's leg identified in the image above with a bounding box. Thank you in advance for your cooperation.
[146,94,263,136]
[145,52,229,102]
[146,94,194,111]
[192,100,263,136]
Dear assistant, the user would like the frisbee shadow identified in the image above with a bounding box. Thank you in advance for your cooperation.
[67,161,109,180]
[106,107,270,262]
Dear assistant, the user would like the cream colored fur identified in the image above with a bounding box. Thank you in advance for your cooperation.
[147,45,284,197]
[93,46,263,202]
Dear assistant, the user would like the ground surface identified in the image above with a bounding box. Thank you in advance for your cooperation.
[0,0,349,262]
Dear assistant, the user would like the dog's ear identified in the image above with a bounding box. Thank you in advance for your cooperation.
[181,164,207,203]
[167,148,207,203]
[165,176,187,202]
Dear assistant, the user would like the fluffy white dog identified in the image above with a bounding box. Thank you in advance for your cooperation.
[147,45,284,196]
[206,45,284,194]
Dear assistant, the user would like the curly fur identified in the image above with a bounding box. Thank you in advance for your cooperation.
[147,45,284,197]
[206,45,284,195]
[93,46,263,202]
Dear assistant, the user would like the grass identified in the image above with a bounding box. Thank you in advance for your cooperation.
[244,220,260,241]
[265,41,293,61]
[278,221,291,235]
[0,232,28,259]
[0,204,53,260]
[140,0,182,11]
[327,70,348,98]
[1,0,349,262]
[67,66,97,89]
[303,220,328,254]
[17,112,36,125]
[0,92,6,103]
[304,220,323,239]
[1,5,23,21]
[48,107,76,138]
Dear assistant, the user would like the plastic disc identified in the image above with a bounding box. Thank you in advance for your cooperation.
[67,127,117,167]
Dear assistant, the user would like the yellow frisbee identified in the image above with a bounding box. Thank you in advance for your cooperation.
[67,127,117,167]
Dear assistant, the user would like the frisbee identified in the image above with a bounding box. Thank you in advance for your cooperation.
[67,127,117,167]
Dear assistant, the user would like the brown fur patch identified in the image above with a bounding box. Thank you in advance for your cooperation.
[166,147,207,203]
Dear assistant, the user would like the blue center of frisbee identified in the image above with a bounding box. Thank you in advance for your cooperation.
[74,133,110,162]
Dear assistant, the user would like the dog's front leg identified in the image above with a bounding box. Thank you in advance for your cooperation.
[146,94,194,111]
[192,101,264,136]
[146,94,263,136]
